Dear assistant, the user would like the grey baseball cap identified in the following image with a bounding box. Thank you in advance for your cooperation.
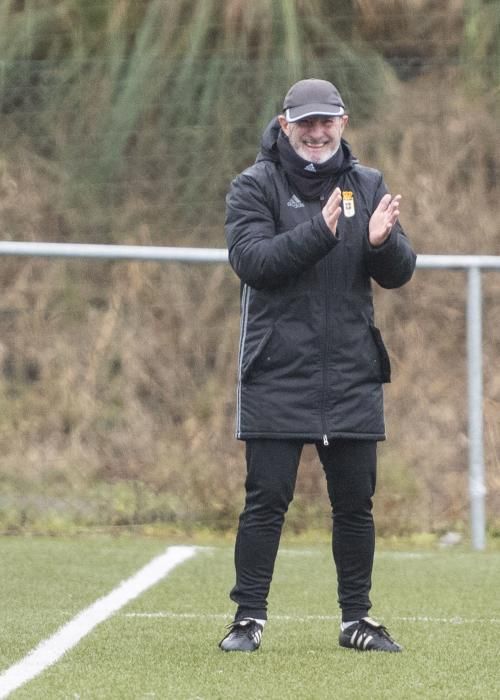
[283,79,346,122]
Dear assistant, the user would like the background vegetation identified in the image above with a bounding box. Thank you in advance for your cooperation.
[0,0,499,537]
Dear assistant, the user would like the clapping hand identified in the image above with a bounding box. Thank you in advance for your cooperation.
[368,194,401,247]
[322,187,342,235]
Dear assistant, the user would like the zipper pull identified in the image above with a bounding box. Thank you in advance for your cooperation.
[323,434,329,446]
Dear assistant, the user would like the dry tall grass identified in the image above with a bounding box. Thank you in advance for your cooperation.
[0,0,499,536]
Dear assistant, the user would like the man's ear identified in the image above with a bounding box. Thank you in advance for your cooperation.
[277,114,291,136]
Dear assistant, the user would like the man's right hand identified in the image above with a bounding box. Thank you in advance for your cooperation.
[322,187,342,235]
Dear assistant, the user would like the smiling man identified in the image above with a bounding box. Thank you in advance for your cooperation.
[219,79,417,654]
[279,80,348,164]
[279,113,346,163]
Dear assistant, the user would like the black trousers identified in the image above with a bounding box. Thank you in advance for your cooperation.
[230,438,377,622]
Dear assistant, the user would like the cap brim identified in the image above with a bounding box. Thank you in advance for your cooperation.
[285,105,345,122]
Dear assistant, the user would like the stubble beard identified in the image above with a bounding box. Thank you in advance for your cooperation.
[293,138,338,164]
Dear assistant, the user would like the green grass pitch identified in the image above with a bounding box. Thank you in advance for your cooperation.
[0,536,499,699]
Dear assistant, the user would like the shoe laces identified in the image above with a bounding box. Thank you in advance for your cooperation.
[225,617,260,635]
[358,617,395,642]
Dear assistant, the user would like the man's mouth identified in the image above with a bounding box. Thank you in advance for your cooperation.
[304,141,329,148]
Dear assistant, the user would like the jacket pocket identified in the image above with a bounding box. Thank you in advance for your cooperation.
[241,327,273,383]
[369,324,391,383]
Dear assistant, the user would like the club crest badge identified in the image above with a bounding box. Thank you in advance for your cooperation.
[342,191,355,218]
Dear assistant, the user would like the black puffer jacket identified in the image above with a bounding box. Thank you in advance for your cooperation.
[226,118,416,443]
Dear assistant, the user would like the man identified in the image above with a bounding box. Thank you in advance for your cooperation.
[219,79,416,653]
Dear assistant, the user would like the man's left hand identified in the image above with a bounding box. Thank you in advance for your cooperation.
[368,194,401,247]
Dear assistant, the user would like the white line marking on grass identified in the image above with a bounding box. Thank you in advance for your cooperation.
[397,616,500,624]
[278,550,434,559]
[0,545,198,700]
[123,611,500,625]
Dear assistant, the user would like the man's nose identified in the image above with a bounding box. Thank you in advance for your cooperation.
[308,120,324,135]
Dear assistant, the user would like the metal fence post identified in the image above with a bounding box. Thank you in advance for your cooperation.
[467,266,486,550]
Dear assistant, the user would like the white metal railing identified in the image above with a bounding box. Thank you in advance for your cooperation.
[1,241,498,550]
[0,241,229,263]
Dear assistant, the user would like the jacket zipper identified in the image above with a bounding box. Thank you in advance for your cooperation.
[321,278,330,446]
[320,176,346,446]
[320,195,330,447]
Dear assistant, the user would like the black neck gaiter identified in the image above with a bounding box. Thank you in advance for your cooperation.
[277,129,346,200]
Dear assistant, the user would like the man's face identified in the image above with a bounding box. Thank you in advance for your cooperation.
[278,115,348,164]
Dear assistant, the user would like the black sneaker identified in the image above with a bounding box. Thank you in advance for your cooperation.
[339,617,402,652]
[219,617,263,652]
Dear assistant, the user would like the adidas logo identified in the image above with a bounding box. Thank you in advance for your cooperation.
[349,627,374,650]
[251,627,263,645]
[287,194,305,208]
[304,163,316,172]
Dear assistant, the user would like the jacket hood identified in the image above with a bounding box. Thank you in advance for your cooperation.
[256,116,357,168]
